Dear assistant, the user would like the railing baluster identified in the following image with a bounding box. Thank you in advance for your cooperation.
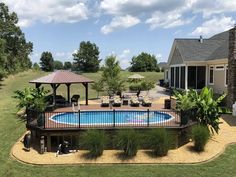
[113,109,115,127]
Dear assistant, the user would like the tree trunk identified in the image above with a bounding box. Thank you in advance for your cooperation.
[228,27,236,108]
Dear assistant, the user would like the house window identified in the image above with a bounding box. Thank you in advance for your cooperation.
[175,67,179,88]
[209,66,214,84]
[180,66,185,89]
[215,65,224,71]
[171,67,174,87]
[225,65,228,86]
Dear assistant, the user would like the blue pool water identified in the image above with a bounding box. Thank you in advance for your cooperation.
[50,111,173,125]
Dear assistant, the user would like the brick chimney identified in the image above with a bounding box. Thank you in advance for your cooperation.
[227,26,236,108]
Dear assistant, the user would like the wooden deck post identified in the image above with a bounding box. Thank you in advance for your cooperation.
[47,135,51,152]
[50,84,60,106]
[83,83,88,105]
[66,84,71,103]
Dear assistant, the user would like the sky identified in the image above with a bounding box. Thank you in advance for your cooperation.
[2,0,236,69]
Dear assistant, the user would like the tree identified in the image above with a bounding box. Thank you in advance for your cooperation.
[130,52,158,72]
[40,52,54,72]
[64,61,72,70]
[0,3,33,74]
[73,41,101,72]
[53,60,63,70]
[91,80,104,98]
[0,39,7,80]
[101,55,125,95]
[32,63,40,71]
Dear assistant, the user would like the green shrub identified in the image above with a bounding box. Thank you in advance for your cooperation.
[81,130,107,158]
[192,125,210,152]
[174,87,226,134]
[147,129,170,156]
[115,129,139,157]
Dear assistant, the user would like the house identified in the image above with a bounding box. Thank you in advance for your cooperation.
[165,30,230,94]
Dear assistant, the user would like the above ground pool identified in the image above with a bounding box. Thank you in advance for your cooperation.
[50,110,173,125]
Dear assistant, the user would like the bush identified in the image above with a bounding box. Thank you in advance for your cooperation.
[81,130,107,157]
[192,125,210,152]
[147,129,170,156]
[115,129,139,157]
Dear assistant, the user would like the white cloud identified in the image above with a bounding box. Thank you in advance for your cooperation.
[192,0,236,18]
[101,15,140,34]
[191,15,235,37]
[146,11,194,29]
[117,49,131,69]
[2,0,89,27]
[100,0,186,15]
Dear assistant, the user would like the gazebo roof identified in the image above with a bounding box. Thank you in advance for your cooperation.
[29,70,94,84]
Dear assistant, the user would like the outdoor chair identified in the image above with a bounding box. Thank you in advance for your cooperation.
[101,96,110,107]
[142,96,152,107]
[130,96,140,107]
[113,96,121,107]
[71,94,80,103]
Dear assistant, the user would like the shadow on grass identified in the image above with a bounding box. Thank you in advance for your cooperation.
[114,151,136,161]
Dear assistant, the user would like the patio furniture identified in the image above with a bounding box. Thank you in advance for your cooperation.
[71,94,80,103]
[113,96,121,107]
[142,96,152,107]
[122,98,129,105]
[130,96,140,107]
[101,96,110,107]
[164,99,171,109]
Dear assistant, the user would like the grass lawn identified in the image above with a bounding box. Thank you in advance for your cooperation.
[0,70,236,177]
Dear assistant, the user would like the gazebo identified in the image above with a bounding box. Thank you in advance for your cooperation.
[29,70,94,105]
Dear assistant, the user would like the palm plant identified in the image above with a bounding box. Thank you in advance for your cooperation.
[14,87,49,113]
[193,87,226,134]
[174,87,226,133]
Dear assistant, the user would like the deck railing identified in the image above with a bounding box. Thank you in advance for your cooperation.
[27,109,184,130]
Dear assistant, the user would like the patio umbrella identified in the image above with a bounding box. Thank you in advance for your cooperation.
[128,74,145,80]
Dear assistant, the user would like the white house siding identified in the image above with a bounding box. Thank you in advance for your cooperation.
[169,48,184,65]
[207,64,228,94]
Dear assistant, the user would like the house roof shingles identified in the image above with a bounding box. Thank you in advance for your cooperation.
[30,70,94,84]
[174,30,229,62]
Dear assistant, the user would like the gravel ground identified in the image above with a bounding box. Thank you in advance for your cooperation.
[11,118,236,165]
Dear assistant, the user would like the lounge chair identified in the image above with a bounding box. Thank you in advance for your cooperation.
[142,96,152,107]
[130,96,139,107]
[113,96,121,107]
[101,96,110,107]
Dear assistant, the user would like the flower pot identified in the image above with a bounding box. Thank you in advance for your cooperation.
[180,110,190,125]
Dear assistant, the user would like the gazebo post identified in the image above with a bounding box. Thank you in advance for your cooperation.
[50,84,60,105]
[83,83,88,105]
[35,83,41,88]
[66,84,71,103]
[51,84,56,105]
